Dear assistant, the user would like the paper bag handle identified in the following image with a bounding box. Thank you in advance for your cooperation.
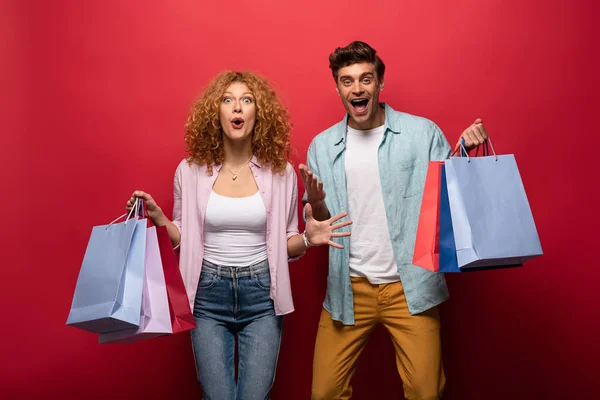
[106,197,145,229]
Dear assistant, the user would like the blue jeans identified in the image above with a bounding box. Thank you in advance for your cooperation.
[191,259,284,400]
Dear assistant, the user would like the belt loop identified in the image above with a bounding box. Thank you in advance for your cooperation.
[217,265,221,276]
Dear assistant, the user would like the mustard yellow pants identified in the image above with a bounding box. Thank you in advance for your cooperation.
[312,277,445,400]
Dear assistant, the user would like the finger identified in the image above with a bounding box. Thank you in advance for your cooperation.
[478,123,489,140]
[328,212,349,224]
[133,191,152,202]
[312,175,320,187]
[140,192,153,202]
[299,166,309,182]
[327,240,344,249]
[305,203,313,221]
[471,125,485,144]
[331,231,352,237]
[299,164,312,175]
[462,129,476,148]
[306,171,315,187]
[318,181,324,192]
[331,220,353,230]
[311,175,320,193]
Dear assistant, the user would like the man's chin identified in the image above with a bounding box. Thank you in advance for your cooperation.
[348,111,370,124]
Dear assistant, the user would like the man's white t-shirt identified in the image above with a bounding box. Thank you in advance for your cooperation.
[344,124,400,284]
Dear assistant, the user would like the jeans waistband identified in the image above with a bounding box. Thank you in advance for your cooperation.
[202,258,269,278]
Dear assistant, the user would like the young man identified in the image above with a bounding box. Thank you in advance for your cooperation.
[300,41,488,400]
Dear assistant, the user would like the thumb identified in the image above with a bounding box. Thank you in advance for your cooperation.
[473,118,482,125]
[305,203,313,221]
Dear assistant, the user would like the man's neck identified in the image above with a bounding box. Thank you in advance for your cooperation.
[348,104,385,130]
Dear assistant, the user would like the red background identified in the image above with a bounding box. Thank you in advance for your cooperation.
[2,0,598,398]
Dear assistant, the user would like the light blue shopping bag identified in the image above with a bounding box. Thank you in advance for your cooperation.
[99,226,172,344]
[444,141,543,269]
[66,200,147,333]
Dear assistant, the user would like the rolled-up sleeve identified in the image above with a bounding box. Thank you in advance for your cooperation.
[172,164,183,234]
[286,165,303,261]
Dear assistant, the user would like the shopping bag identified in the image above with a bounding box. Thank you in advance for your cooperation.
[438,164,461,273]
[156,225,196,333]
[99,226,172,343]
[413,161,444,271]
[444,142,543,269]
[67,200,147,333]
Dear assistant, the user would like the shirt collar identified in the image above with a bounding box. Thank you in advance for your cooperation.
[333,103,401,147]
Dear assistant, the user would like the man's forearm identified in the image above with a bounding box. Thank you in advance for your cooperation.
[308,200,330,221]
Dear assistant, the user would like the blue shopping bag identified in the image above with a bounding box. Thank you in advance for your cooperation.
[438,165,460,273]
[66,200,147,333]
[444,141,543,270]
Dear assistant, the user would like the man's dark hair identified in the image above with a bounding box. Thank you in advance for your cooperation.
[329,41,386,81]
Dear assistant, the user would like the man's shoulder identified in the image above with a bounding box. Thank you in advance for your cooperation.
[386,106,441,133]
[310,118,345,148]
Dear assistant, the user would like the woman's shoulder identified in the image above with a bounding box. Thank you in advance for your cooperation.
[175,158,210,177]
[272,162,297,180]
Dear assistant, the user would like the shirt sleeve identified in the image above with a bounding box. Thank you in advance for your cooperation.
[429,123,452,161]
[286,164,304,261]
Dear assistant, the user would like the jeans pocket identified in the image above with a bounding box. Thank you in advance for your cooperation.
[252,272,271,290]
[198,271,218,289]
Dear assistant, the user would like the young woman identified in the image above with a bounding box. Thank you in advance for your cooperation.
[126,71,350,399]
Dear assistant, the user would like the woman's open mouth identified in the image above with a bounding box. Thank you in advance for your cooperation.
[231,118,245,129]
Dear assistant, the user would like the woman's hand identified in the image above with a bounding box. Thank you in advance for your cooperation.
[126,190,168,226]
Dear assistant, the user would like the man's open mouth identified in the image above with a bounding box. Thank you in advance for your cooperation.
[350,98,369,114]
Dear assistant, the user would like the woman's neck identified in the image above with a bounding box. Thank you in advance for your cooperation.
[223,137,253,166]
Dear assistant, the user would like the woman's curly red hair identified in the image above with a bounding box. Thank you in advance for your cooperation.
[184,71,292,175]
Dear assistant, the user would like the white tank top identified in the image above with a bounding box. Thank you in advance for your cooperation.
[203,191,268,267]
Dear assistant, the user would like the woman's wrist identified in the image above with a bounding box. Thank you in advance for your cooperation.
[302,230,314,248]
[151,209,169,226]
